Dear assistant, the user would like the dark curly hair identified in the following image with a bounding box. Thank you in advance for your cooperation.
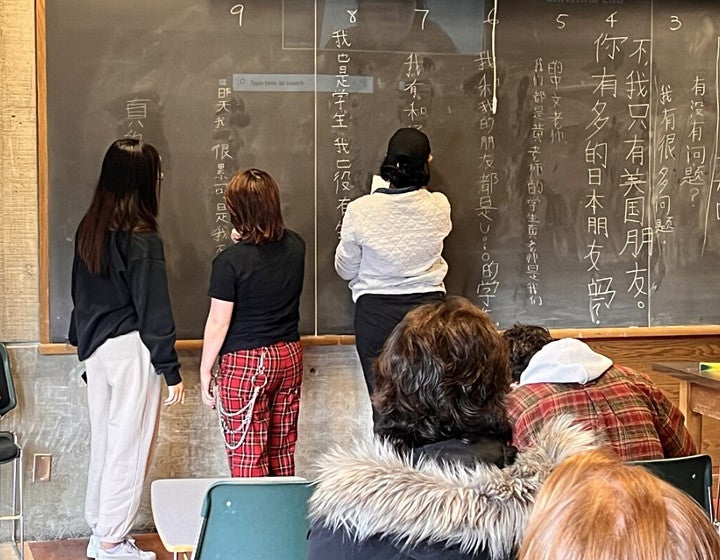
[502,324,553,383]
[372,296,512,450]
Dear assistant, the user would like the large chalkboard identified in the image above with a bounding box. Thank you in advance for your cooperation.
[41,0,720,343]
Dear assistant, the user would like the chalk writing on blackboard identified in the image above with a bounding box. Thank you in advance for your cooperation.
[230,4,244,27]
[209,79,234,254]
[41,1,720,344]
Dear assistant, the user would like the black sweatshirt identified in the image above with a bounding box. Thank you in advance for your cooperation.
[68,230,181,386]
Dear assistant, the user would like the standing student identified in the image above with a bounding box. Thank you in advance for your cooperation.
[335,127,452,420]
[69,138,185,560]
[200,168,306,477]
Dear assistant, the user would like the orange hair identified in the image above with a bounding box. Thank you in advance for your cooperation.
[225,168,285,244]
[518,450,720,560]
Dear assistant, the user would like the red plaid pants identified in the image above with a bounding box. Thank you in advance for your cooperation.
[217,341,303,477]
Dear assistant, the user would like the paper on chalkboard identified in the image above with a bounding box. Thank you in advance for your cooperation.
[371,175,390,193]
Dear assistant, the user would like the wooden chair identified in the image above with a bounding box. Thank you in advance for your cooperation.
[630,454,713,520]
[192,478,313,560]
[0,342,23,559]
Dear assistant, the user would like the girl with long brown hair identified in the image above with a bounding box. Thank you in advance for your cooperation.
[69,138,185,560]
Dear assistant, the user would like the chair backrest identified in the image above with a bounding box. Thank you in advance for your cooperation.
[630,454,713,519]
[0,343,17,418]
[193,479,313,560]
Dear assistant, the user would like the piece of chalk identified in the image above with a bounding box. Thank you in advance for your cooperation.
[699,362,720,372]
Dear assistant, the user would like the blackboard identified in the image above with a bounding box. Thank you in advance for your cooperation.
[40,0,720,343]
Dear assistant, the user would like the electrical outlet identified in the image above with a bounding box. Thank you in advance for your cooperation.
[33,454,52,482]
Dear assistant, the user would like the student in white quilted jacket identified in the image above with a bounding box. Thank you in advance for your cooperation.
[335,127,452,424]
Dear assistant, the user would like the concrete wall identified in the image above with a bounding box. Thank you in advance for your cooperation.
[2,344,370,541]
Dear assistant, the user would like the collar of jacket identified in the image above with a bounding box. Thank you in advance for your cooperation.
[308,415,599,560]
[411,435,516,469]
[374,185,423,194]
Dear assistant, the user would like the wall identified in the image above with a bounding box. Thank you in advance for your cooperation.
[1,0,38,340]
[1,0,719,543]
[2,344,371,541]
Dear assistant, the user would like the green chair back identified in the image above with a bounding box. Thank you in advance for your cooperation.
[631,454,713,519]
[194,479,313,560]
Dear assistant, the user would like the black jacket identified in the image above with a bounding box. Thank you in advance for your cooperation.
[69,230,181,385]
[306,417,599,560]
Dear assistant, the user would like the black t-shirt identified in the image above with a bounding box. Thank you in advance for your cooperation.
[208,229,305,354]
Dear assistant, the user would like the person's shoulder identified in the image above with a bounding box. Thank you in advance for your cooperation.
[342,193,380,219]
[605,364,651,384]
[282,229,307,259]
[346,192,373,208]
[510,382,575,415]
[505,384,549,411]
[607,364,665,397]
[425,188,450,206]
[284,228,306,247]
[126,230,164,260]
[213,240,247,261]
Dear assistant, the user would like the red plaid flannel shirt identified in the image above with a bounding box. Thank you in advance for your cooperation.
[505,365,697,460]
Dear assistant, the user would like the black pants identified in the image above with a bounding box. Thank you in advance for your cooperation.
[354,291,445,424]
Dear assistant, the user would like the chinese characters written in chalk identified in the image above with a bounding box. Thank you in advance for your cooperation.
[618,33,651,311]
[209,79,235,253]
[525,57,546,306]
[474,46,501,311]
[124,98,150,139]
[331,14,354,235]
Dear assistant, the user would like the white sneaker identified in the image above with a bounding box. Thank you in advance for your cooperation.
[87,534,100,558]
[97,538,156,560]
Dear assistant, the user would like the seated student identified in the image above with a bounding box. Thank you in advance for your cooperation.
[503,324,696,461]
[306,297,599,560]
[517,449,720,560]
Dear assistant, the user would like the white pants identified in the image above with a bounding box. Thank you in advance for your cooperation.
[84,331,162,542]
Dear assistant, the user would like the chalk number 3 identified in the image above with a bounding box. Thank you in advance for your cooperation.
[669,15,681,32]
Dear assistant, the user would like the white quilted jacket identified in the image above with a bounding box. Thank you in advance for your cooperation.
[334,188,452,302]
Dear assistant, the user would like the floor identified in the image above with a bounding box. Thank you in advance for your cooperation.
[0,534,173,560]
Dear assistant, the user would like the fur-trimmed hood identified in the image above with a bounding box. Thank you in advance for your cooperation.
[309,416,599,559]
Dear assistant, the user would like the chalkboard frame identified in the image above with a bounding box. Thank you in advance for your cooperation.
[35,0,720,355]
